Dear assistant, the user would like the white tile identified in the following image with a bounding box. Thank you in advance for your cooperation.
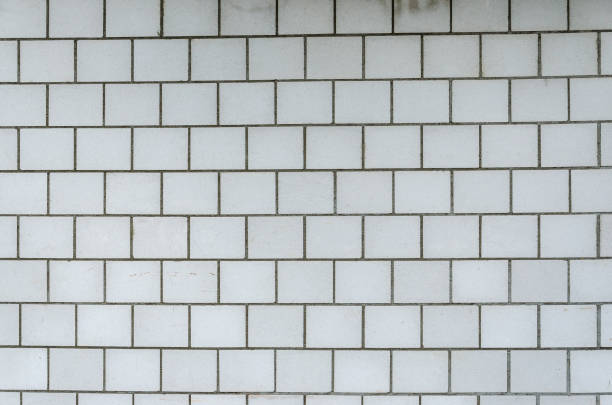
[163,0,217,36]
[482,34,538,77]
[542,33,597,76]
[277,0,333,34]
[106,0,160,37]
[452,0,508,32]
[220,0,275,35]
[365,36,420,78]
[424,35,479,77]
[511,0,567,31]
[394,0,450,32]
[336,0,391,33]
[50,0,103,37]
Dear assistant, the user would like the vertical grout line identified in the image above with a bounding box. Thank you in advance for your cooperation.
[508,79,512,123]
[245,304,249,348]
[361,126,365,169]
[46,172,50,214]
[478,304,482,347]
[537,125,542,168]
[303,305,307,348]
[333,0,337,34]
[361,305,365,348]
[303,37,308,80]
[598,304,602,348]
[449,0,453,32]
[274,260,278,303]
[73,40,77,82]
[245,127,249,170]
[566,349,571,393]
[130,40,135,82]
[597,214,601,258]
[159,0,164,36]
[303,126,307,169]
[217,0,221,36]
[160,261,164,303]
[46,0,50,38]
[478,125,482,168]
[390,260,395,303]
[567,259,571,303]
[130,216,134,259]
[537,214,541,258]
[566,0,570,30]
[597,122,602,167]
[478,34,483,77]
[217,260,221,303]
[478,215,482,258]
[447,350,451,393]
[102,84,106,126]
[391,171,395,214]
[332,261,336,303]
[537,304,541,347]
[187,127,191,170]
[217,172,221,215]
[537,34,542,77]
[274,80,278,125]
[448,79,453,123]
[568,169,572,213]
[420,125,424,168]
[131,304,135,347]
[102,0,107,37]
[159,83,163,125]
[302,216,307,259]
[360,215,365,259]
[16,40,21,82]
[188,39,192,81]
[74,304,78,346]
[361,35,365,79]
[567,77,571,122]
[73,128,77,171]
[46,260,50,303]
[72,216,76,259]
[16,128,20,170]
[103,172,107,214]
[275,0,279,35]
[18,303,22,345]
[246,38,250,81]
[420,35,424,79]
[509,169,513,213]
[160,172,164,215]
[45,84,49,126]
[507,0,512,31]
[507,349,511,393]
[389,80,394,123]
[598,32,602,75]
[420,215,424,258]
[449,261,453,303]
[419,304,424,348]
[450,170,454,214]
[331,81,336,124]
[216,83,220,125]
[507,260,513,303]
[244,216,248,259]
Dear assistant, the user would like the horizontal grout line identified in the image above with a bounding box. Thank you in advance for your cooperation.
[1,345,608,350]
[2,167,612,173]
[1,212,609,217]
[1,257,610,261]
[1,29,612,41]
[2,120,612,128]
[2,75,612,84]
[4,302,608,306]
[1,389,610,395]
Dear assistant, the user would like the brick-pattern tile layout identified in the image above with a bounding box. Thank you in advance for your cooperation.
[2,0,612,404]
